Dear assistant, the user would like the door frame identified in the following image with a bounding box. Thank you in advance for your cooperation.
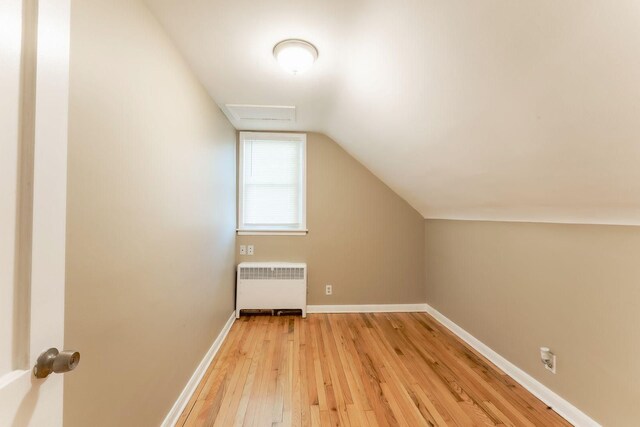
[0,0,70,425]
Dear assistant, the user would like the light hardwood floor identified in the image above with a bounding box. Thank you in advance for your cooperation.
[177,313,571,426]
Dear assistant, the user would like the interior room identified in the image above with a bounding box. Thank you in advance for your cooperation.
[1,0,638,426]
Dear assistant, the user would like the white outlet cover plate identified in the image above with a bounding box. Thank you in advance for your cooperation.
[545,354,557,374]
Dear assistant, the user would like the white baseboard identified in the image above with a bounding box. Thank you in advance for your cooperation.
[424,303,600,427]
[161,312,236,427]
[307,303,428,313]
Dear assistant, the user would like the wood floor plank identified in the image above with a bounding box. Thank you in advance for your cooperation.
[177,313,572,427]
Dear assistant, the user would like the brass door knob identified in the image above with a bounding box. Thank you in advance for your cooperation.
[33,348,80,379]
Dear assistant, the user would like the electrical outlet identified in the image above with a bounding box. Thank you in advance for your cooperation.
[545,353,557,373]
[540,347,556,374]
[247,245,254,255]
[325,284,332,295]
[239,245,246,255]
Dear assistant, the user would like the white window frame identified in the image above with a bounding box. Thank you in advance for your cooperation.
[237,131,307,236]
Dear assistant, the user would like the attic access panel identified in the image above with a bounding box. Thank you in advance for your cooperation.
[224,104,296,122]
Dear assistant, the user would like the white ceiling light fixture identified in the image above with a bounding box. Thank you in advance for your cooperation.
[273,39,318,75]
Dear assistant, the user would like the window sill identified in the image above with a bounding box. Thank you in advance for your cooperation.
[236,229,308,236]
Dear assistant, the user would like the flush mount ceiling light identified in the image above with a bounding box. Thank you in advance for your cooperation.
[273,39,318,75]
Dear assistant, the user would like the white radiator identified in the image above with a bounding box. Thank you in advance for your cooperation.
[236,262,307,318]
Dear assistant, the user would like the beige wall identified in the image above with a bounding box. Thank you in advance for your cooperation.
[425,219,640,426]
[237,133,425,305]
[64,0,236,425]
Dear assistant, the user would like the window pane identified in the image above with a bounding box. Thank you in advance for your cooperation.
[244,140,299,186]
[244,184,299,225]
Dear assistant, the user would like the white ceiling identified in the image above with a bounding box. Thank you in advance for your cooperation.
[146,0,640,225]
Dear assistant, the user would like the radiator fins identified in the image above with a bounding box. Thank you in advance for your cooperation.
[239,267,304,280]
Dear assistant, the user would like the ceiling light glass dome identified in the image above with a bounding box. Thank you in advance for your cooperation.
[273,39,318,75]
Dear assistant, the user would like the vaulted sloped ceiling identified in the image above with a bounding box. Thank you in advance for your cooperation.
[146,0,640,225]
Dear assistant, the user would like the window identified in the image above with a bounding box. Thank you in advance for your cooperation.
[238,132,306,235]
